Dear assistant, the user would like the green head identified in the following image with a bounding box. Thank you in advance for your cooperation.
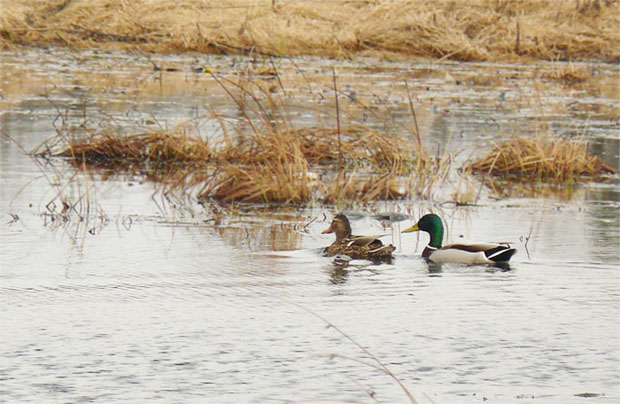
[402,213,444,248]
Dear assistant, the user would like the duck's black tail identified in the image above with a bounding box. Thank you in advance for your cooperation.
[485,245,517,263]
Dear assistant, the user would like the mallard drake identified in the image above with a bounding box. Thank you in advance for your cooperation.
[322,214,395,260]
[402,213,516,264]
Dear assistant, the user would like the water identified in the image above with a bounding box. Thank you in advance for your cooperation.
[1,49,619,403]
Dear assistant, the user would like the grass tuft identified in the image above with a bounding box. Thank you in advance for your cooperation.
[40,124,439,204]
[54,131,212,167]
[466,136,616,182]
[541,64,592,85]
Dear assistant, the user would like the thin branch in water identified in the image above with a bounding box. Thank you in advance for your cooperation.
[269,56,287,96]
[404,81,422,152]
[524,223,533,260]
[332,68,342,175]
[285,299,418,404]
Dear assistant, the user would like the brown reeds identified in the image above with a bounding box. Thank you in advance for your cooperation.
[204,161,310,204]
[466,136,616,182]
[3,127,109,241]
[55,131,212,167]
[41,123,436,204]
[541,64,592,85]
[2,0,618,62]
[50,126,417,169]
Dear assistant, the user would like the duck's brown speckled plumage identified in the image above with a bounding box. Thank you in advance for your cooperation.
[322,214,395,260]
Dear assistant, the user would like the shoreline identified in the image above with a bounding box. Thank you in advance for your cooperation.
[2,0,619,63]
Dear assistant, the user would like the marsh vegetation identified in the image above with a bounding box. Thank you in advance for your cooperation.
[33,66,615,210]
[2,0,618,62]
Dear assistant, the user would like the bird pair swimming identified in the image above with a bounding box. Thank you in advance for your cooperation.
[322,213,516,264]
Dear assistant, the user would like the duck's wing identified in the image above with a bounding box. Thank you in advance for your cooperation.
[443,243,503,252]
[347,234,390,247]
[443,242,516,263]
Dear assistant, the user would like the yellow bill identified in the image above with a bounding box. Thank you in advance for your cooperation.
[402,224,419,233]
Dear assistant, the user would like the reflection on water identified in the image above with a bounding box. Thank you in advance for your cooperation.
[584,194,620,264]
[478,176,587,201]
[328,264,351,285]
[1,49,619,403]
[588,137,620,172]
[214,222,303,252]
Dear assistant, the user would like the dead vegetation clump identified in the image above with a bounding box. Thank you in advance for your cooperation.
[202,158,310,204]
[540,64,592,85]
[466,136,616,182]
[41,122,438,204]
[54,131,212,167]
[1,0,618,62]
[49,125,418,170]
[322,173,414,203]
[289,127,414,172]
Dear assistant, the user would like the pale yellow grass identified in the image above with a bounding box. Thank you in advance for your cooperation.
[466,135,616,182]
[1,0,618,62]
[43,124,438,204]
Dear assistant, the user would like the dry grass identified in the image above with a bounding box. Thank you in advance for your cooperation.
[203,160,310,204]
[1,0,618,62]
[39,123,437,204]
[466,135,616,182]
[451,170,483,206]
[54,131,212,166]
[49,125,420,168]
[540,63,592,85]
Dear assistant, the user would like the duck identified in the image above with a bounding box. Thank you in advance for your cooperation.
[322,214,395,260]
[402,213,516,264]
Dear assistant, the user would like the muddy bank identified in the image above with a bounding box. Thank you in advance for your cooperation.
[2,0,619,62]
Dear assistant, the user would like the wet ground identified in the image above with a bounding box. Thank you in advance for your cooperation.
[1,48,619,403]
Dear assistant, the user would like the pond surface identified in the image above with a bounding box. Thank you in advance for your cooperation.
[1,48,619,403]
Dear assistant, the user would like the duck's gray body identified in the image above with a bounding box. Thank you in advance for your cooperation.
[422,243,516,264]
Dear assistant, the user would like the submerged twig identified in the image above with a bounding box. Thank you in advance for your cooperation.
[285,299,418,404]
[524,223,533,261]
[333,68,342,176]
